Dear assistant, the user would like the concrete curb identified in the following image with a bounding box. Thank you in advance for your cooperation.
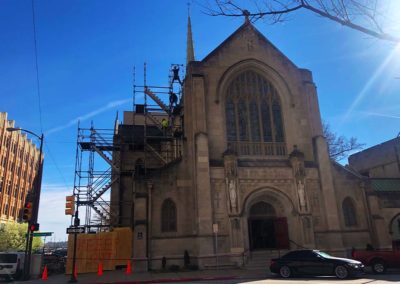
[104,275,237,284]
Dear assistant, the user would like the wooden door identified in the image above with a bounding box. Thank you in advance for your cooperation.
[274,217,289,249]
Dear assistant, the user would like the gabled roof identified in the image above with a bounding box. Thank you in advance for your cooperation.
[201,21,298,68]
[331,160,364,179]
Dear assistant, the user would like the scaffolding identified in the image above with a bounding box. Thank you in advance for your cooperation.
[131,63,184,174]
[72,124,119,231]
[71,63,184,230]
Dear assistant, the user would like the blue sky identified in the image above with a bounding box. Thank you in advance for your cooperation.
[1,0,400,239]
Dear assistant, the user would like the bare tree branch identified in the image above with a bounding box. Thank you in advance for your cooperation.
[323,122,365,161]
[202,0,400,43]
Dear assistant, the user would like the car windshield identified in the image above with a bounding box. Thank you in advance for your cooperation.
[316,251,332,258]
[0,254,17,263]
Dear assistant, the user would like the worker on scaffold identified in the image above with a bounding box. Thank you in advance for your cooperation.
[169,91,178,108]
[172,65,182,85]
[161,118,169,136]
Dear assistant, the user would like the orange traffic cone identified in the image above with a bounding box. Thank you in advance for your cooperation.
[97,261,103,276]
[125,260,132,275]
[41,265,48,281]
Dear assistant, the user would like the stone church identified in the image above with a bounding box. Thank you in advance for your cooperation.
[110,17,400,270]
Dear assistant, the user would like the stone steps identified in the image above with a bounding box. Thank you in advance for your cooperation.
[245,250,289,270]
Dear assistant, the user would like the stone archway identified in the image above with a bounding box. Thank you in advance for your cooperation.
[389,213,400,250]
[244,188,293,251]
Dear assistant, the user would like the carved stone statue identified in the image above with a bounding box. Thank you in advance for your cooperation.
[223,149,239,213]
[227,178,237,209]
[297,180,306,209]
[289,145,308,212]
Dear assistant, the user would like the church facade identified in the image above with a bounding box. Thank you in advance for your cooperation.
[110,19,399,270]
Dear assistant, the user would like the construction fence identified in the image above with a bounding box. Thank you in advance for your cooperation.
[66,227,132,273]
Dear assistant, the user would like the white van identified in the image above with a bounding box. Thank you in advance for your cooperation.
[0,252,25,280]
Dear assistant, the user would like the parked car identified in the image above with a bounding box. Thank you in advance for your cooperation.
[0,252,25,280]
[270,250,365,279]
[352,248,400,274]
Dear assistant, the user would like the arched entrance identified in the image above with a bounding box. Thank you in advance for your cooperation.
[248,201,289,250]
[390,214,400,250]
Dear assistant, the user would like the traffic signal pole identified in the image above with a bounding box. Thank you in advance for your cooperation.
[69,211,79,283]
[24,133,44,280]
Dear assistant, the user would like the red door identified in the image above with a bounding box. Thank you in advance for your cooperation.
[274,217,290,249]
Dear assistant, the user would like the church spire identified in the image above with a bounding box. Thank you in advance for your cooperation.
[186,5,195,65]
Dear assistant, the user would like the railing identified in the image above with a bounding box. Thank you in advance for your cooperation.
[289,239,308,250]
[228,141,287,156]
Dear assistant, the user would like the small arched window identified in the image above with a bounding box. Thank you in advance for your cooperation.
[161,198,177,232]
[225,70,285,156]
[342,197,357,227]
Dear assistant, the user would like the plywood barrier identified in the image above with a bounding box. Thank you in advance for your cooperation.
[66,228,132,274]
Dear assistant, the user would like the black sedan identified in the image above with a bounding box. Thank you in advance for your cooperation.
[270,250,365,279]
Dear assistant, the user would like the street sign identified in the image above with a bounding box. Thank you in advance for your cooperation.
[33,232,52,237]
[67,226,85,234]
[213,223,219,234]
[25,232,53,237]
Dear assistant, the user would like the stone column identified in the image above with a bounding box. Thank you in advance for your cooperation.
[313,136,344,250]
[223,150,244,255]
[289,146,315,247]
[132,181,151,271]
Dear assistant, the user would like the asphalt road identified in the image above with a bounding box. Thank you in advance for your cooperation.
[178,274,400,284]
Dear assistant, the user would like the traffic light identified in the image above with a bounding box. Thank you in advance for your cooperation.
[22,202,33,222]
[29,223,39,232]
[65,195,75,215]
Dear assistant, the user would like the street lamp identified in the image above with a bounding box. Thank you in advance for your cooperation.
[6,127,44,280]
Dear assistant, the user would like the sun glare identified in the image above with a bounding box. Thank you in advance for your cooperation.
[381,1,400,38]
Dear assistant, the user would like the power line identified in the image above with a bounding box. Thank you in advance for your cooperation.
[31,0,43,133]
[44,142,70,189]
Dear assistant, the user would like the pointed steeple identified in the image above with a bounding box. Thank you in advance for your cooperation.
[186,8,195,65]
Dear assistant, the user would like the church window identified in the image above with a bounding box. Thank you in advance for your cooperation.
[161,198,177,232]
[225,70,285,156]
[342,197,357,227]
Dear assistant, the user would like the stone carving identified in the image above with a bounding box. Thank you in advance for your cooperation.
[297,180,306,209]
[226,178,237,210]
[289,145,308,212]
[223,149,239,213]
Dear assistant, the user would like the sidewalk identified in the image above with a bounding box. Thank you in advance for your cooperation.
[19,268,268,284]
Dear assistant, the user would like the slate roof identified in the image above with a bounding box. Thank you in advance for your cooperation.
[370,179,400,192]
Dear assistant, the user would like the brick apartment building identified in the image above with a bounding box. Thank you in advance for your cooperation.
[0,112,41,223]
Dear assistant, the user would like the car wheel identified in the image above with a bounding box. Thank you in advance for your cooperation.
[334,265,349,279]
[372,260,386,274]
[279,265,291,278]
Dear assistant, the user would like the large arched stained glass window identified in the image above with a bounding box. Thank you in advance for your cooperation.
[161,198,177,232]
[342,197,357,227]
[225,71,286,156]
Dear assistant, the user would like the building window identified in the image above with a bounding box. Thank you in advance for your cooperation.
[161,198,177,232]
[6,182,11,195]
[342,197,357,227]
[225,70,286,156]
